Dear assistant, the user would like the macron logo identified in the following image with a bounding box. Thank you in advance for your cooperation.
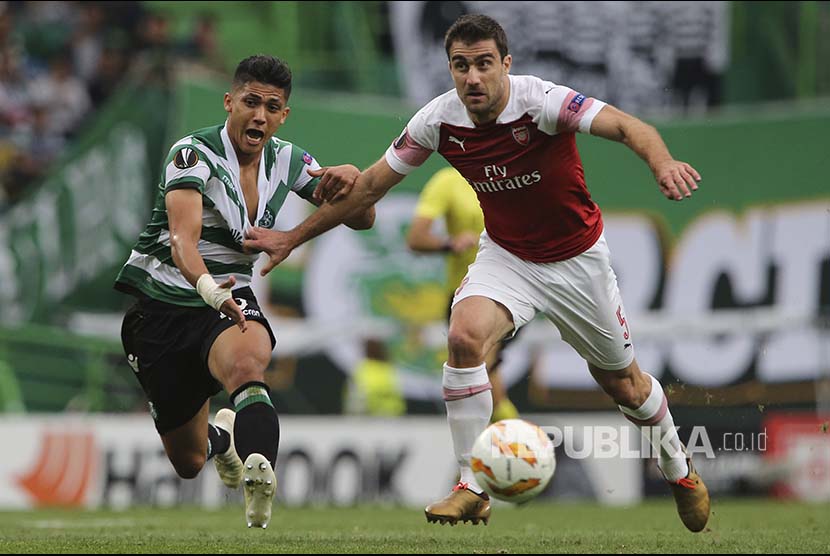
[448,136,466,151]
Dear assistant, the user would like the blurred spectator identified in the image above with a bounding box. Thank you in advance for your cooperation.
[0,8,23,53]
[0,45,30,131]
[87,43,129,109]
[661,2,728,112]
[71,2,106,83]
[29,53,91,137]
[0,3,244,211]
[137,12,172,56]
[19,1,76,65]
[178,13,226,72]
[344,338,406,417]
[0,44,30,205]
[133,11,173,84]
[103,1,148,51]
[4,101,65,202]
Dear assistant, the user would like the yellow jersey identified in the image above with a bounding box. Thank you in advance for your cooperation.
[414,167,483,296]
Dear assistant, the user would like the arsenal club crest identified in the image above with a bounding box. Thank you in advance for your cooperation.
[511,125,529,146]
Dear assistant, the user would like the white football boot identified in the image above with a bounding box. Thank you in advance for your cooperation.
[243,453,276,529]
[213,409,243,489]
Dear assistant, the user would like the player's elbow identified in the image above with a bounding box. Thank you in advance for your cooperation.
[405,228,417,250]
[169,232,192,264]
[406,235,428,252]
[346,205,375,230]
[620,117,655,145]
[406,227,430,252]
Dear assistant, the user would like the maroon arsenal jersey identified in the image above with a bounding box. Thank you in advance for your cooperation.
[386,74,607,262]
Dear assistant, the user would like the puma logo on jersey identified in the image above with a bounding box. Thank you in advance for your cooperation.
[448,136,466,151]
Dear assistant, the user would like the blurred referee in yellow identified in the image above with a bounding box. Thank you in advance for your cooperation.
[407,167,519,422]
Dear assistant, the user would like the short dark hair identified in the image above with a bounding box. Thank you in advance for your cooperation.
[444,14,508,60]
[233,55,292,98]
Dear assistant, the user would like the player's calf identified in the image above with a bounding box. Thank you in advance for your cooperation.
[230,381,280,468]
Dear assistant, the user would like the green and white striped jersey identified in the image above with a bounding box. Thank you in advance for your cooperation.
[115,123,319,306]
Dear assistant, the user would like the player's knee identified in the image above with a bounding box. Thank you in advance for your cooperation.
[447,327,486,362]
[171,453,206,479]
[228,354,268,384]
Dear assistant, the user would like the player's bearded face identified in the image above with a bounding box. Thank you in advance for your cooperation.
[448,39,511,123]
[224,81,290,157]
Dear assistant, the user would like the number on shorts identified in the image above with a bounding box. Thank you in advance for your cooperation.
[616,305,630,340]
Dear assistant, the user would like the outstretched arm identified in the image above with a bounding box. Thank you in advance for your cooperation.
[407,217,478,254]
[589,105,701,201]
[306,164,376,230]
[244,157,405,275]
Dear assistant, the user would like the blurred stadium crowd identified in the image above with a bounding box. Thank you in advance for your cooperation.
[0,1,222,209]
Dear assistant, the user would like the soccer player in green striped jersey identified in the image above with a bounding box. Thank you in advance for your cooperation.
[115,55,374,528]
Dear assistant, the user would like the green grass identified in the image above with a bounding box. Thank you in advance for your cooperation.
[0,500,827,553]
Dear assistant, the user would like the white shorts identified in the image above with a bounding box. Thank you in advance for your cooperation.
[452,232,635,371]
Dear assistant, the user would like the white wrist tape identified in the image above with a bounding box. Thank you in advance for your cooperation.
[196,274,232,310]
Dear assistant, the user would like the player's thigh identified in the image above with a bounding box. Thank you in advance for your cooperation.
[451,233,537,345]
[207,321,273,393]
[120,300,222,435]
[541,234,634,371]
[485,313,524,373]
[203,287,276,393]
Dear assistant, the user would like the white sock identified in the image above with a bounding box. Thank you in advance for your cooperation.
[618,373,689,482]
[443,363,493,494]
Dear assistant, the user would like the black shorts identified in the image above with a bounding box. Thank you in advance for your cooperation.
[120,287,276,435]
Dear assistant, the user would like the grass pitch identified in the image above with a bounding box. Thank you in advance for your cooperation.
[0,499,827,553]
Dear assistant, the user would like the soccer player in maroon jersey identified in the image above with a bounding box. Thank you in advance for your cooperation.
[244,14,709,532]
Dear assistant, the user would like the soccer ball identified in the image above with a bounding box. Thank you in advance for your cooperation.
[470,419,556,503]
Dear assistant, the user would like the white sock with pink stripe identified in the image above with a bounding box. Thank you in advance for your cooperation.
[443,362,493,494]
[618,373,689,482]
